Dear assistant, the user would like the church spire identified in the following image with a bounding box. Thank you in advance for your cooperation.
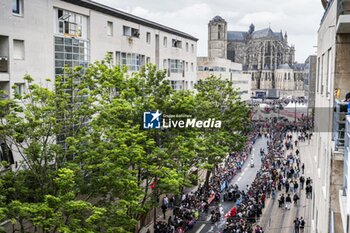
[284,31,288,43]
[248,23,255,34]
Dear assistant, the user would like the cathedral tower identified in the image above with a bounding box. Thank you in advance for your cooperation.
[208,16,227,58]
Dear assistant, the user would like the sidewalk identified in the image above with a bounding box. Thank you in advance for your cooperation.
[258,133,313,233]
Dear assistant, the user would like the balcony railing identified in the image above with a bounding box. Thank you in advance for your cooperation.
[0,56,8,72]
[332,99,348,151]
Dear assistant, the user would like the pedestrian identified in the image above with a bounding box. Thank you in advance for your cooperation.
[169,195,175,209]
[293,193,299,206]
[163,195,169,208]
[299,217,305,233]
[299,176,305,189]
[294,217,300,233]
[285,194,292,210]
[279,194,285,208]
[289,180,294,193]
[272,188,276,199]
[161,203,167,219]
[294,181,299,193]
[302,163,305,174]
[285,182,290,193]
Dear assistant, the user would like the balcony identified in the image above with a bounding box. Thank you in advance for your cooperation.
[332,99,348,152]
[337,0,350,33]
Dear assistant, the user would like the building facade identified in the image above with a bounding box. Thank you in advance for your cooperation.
[197,57,251,101]
[0,0,198,169]
[207,16,305,97]
[312,0,350,233]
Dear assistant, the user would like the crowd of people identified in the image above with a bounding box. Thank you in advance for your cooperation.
[154,113,313,233]
[222,120,313,233]
[154,130,259,232]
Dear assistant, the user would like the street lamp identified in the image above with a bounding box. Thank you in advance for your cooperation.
[294,100,297,123]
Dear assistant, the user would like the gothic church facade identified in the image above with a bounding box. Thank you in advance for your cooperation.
[208,16,305,97]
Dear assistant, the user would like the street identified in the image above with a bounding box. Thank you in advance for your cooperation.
[189,137,268,233]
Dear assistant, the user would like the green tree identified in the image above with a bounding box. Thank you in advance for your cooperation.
[194,76,250,190]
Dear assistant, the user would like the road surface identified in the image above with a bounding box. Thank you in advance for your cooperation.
[189,137,268,233]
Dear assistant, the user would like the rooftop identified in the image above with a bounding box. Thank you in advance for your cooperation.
[61,0,198,41]
[227,27,284,41]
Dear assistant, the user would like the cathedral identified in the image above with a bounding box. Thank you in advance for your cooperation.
[208,16,305,97]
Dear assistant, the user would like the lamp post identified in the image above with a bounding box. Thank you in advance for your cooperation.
[294,100,297,123]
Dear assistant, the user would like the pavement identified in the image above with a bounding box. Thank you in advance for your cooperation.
[258,133,313,233]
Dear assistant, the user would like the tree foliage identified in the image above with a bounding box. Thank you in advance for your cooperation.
[0,59,250,232]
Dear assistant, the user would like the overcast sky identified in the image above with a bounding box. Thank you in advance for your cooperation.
[95,0,324,63]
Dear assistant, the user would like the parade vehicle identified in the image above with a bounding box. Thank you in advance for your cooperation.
[250,158,255,167]
[223,187,240,202]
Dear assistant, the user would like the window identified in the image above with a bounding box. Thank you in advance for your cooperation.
[0,143,14,165]
[107,21,113,36]
[191,63,194,72]
[186,62,188,72]
[218,25,221,39]
[146,32,151,44]
[186,42,189,52]
[54,36,89,76]
[170,59,183,73]
[326,48,332,97]
[12,0,23,15]
[123,26,131,36]
[163,37,167,47]
[321,54,324,94]
[163,59,167,69]
[172,39,182,48]
[116,52,145,71]
[13,40,24,60]
[191,44,194,53]
[14,83,25,95]
[57,9,85,38]
[317,57,320,93]
[123,26,140,38]
[170,81,183,91]
[146,57,150,64]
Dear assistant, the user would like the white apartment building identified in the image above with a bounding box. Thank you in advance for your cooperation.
[0,0,198,168]
[0,0,198,94]
[197,57,251,101]
[312,0,350,233]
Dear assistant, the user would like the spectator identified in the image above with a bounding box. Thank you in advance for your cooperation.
[285,194,292,210]
[299,217,305,233]
[293,193,299,206]
[161,204,167,219]
[163,195,169,208]
[294,217,300,233]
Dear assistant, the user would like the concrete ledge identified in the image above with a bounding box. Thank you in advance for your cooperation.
[337,15,350,34]
[0,73,9,81]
